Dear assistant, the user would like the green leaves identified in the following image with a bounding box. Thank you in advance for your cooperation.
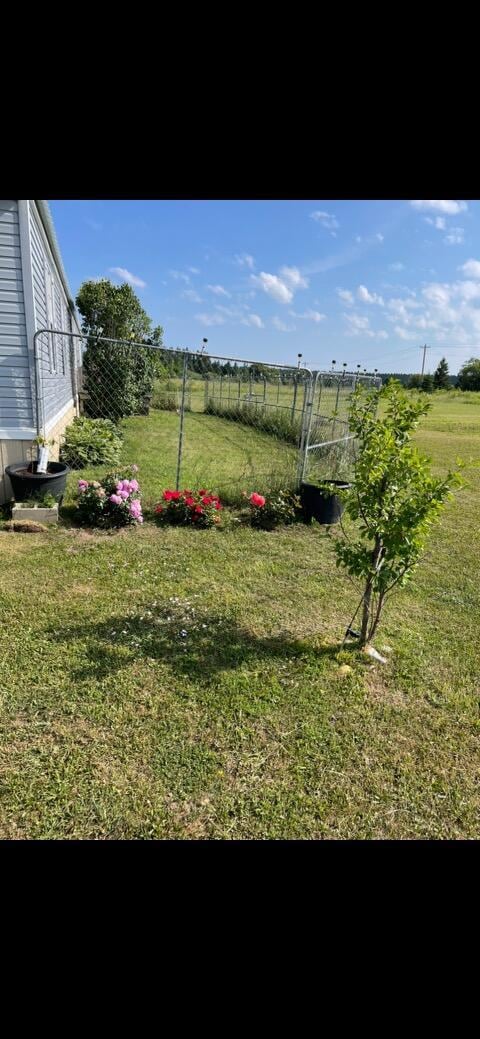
[61,418,124,469]
[333,381,462,644]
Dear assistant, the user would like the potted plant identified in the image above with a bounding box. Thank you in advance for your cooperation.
[300,478,351,525]
[5,436,70,504]
[300,442,352,525]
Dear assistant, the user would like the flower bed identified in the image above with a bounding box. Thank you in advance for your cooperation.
[155,489,222,528]
[246,489,300,529]
[76,465,143,528]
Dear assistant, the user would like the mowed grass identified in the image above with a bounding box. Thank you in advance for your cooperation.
[1,392,479,840]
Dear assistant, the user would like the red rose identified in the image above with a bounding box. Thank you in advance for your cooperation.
[163,490,174,500]
[155,504,164,513]
[249,492,266,507]
[195,505,204,513]
[215,501,222,510]
[185,497,195,507]
[198,489,208,496]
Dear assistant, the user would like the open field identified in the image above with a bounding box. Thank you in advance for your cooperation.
[1,391,479,840]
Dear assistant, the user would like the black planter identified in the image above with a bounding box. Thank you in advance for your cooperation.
[300,480,350,525]
[5,461,70,503]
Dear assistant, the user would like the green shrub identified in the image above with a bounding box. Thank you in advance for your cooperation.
[246,490,301,529]
[61,418,123,469]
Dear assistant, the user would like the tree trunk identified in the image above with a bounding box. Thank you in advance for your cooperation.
[359,537,384,648]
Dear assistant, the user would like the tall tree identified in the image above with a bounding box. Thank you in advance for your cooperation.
[433,357,450,390]
[76,280,164,420]
[457,357,480,391]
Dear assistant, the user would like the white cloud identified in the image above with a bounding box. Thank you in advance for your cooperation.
[109,267,146,288]
[170,270,190,284]
[182,289,203,303]
[234,253,255,269]
[376,233,384,242]
[188,266,200,274]
[337,288,354,305]
[272,316,296,332]
[344,313,387,339]
[207,284,231,297]
[410,200,467,215]
[310,210,339,231]
[241,313,264,328]
[279,266,309,290]
[355,235,362,243]
[195,312,225,326]
[394,325,416,341]
[357,284,384,306]
[424,216,447,230]
[460,259,480,279]
[444,228,464,245]
[388,262,405,271]
[291,309,326,323]
[251,272,293,304]
[422,283,451,306]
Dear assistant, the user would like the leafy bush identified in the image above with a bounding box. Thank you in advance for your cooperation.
[154,489,222,528]
[76,466,143,528]
[246,489,301,529]
[62,418,123,469]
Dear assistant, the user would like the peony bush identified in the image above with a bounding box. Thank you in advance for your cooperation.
[246,489,300,530]
[155,488,222,528]
[76,465,143,528]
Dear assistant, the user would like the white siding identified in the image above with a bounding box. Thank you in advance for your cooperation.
[0,201,34,429]
[29,202,75,427]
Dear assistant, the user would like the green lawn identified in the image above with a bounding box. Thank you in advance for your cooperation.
[1,392,479,840]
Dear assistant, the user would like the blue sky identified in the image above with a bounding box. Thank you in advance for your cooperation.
[49,199,480,373]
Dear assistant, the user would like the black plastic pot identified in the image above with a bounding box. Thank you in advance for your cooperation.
[300,480,351,525]
[5,461,70,503]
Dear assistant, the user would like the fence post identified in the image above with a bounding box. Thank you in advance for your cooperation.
[297,376,314,486]
[204,375,209,410]
[291,375,298,422]
[332,377,341,441]
[175,352,188,491]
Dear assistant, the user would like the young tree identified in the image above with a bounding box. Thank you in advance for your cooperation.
[433,357,450,390]
[408,373,423,390]
[76,280,164,420]
[333,382,461,648]
[457,357,480,391]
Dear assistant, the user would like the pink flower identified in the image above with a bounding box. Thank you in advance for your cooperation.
[249,492,266,507]
[129,479,139,492]
[119,490,129,500]
[109,494,122,505]
[78,480,89,492]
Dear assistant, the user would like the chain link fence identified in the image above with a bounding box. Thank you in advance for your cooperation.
[33,330,381,507]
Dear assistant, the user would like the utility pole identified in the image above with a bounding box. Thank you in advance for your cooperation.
[420,343,430,376]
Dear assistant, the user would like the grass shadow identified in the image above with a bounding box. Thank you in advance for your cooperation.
[50,605,341,686]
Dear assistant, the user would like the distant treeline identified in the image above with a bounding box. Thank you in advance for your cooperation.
[377,372,457,386]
